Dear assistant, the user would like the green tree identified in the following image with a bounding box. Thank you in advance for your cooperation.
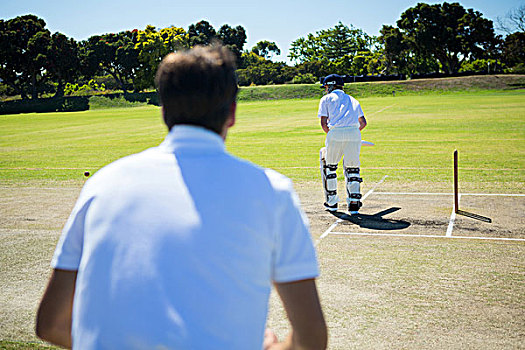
[348,51,376,76]
[295,59,335,80]
[502,31,525,68]
[322,22,373,60]
[378,25,407,74]
[25,29,52,98]
[364,51,384,76]
[459,58,500,73]
[188,20,217,46]
[237,52,296,86]
[288,34,321,64]
[288,22,375,79]
[397,2,498,74]
[134,25,187,90]
[83,31,140,93]
[217,24,246,62]
[0,15,51,99]
[238,51,266,69]
[377,25,438,76]
[46,32,82,97]
[289,22,374,64]
[251,40,281,60]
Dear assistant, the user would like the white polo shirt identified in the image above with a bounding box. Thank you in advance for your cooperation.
[52,125,319,350]
[317,89,364,128]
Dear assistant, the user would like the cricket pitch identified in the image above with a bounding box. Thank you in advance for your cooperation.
[1,181,524,349]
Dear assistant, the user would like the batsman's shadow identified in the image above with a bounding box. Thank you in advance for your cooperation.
[331,207,410,231]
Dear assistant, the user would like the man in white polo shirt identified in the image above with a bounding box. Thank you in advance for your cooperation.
[36,45,327,350]
[318,74,367,214]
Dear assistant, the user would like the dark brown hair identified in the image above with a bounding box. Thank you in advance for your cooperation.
[155,44,238,133]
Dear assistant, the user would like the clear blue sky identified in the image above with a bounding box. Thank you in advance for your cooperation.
[2,0,522,63]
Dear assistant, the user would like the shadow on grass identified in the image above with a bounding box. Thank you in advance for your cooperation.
[330,207,411,231]
[456,209,492,223]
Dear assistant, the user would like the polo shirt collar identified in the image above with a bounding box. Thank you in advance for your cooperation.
[159,125,226,152]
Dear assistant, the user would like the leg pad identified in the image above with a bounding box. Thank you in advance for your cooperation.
[345,167,362,211]
[320,149,339,206]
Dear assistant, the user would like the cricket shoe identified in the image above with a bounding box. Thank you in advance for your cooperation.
[348,202,362,215]
[323,202,338,212]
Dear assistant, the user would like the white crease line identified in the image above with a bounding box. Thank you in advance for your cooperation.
[362,175,389,201]
[459,193,525,197]
[374,192,451,196]
[446,194,460,237]
[315,175,388,247]
[446,211,456,237]
[316,219,343,246]
[0,187,81,191]
[264,167,524,171]
[330,231,525,242]
[374,192,525,197]
[367,104,397,116]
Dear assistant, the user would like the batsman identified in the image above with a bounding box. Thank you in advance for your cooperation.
[318,74,367,214]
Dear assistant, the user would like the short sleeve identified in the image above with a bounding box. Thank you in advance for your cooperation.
[266,170,319,283]
[355,100,364,117]
[51,190,94,271]
[317,96,329,118]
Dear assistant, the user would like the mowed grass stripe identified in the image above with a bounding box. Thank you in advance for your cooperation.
[1,106,167,172]
[1,91,523,191]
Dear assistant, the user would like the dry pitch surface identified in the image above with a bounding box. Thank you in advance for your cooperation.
[1,178,523,349]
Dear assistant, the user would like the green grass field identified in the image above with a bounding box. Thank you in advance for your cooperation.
[1,90,524,349]
[1,90,524,192]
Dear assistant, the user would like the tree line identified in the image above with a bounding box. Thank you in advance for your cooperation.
[1,2,524,100]
[289,2,523,80]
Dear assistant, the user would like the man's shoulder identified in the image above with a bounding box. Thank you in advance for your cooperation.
[319,94,330,103]
[110,147,159,168]
[263,168,294,192]
[84,147,161,185]
[227,154,293,189]
[225,155,295,197]
[345,93,359,102]
[324,89,348,100]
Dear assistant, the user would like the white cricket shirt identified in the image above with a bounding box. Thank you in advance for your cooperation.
[52,125,319,350]
[317,89,364,128]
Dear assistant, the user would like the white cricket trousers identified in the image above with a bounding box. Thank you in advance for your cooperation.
[325,126,361,167]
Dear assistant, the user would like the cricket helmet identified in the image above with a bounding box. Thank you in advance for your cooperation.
[321,74,344,88]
